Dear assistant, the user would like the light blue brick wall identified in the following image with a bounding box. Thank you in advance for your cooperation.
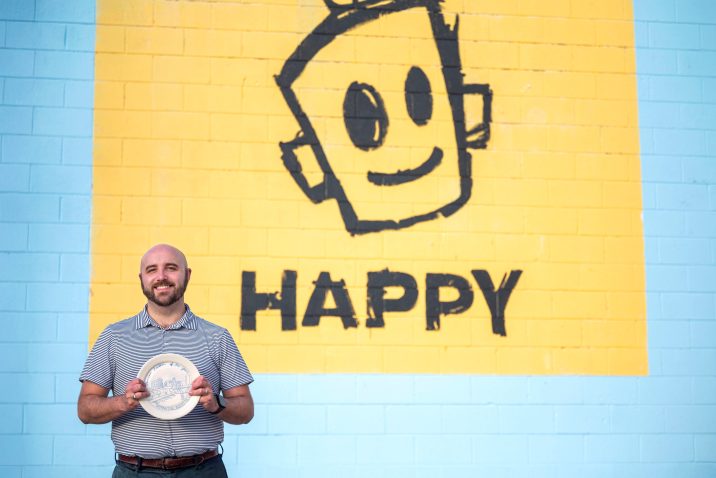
[0,1,95,477]
[2,0,715,476]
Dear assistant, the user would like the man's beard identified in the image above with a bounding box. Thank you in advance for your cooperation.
[142,276,189,307]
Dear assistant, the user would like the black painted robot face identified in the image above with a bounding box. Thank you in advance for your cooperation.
[276,0,491,235]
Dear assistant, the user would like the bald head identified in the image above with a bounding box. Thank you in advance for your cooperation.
[139,244,191,309]
[140,244,188,273]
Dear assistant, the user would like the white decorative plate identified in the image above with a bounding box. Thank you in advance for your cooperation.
[137,353,200,420]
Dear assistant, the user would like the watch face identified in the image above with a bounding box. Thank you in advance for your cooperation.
[218,394,226,408]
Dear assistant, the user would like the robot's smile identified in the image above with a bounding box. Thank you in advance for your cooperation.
[367,146,443,186]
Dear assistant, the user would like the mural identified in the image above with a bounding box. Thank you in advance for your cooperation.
[91,0,648,375]
[276,0,492,235]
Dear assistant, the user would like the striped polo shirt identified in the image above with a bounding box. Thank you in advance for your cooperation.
[80,305,253,458]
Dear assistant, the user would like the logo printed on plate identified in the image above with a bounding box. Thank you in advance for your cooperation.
[145,362,192,411]
[138,353,200,420]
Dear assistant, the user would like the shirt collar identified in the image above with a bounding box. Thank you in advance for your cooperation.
[135,305,197,330]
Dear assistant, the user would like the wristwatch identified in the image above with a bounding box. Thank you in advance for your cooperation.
[210,393,226,414]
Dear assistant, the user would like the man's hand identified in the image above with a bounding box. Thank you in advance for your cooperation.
[77,379,149,424]
[190,375,219,413]
[122,378,149,412]
[189,376,254,424]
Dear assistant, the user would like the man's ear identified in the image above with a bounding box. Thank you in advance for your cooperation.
[185,268,192,283]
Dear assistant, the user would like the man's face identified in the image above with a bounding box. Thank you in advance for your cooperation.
[139,246,191,307]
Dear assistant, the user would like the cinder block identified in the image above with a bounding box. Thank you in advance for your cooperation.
[29,224,89,253]
[582,376,638,404]
[36,0,95,23]
[297,435,356,465]
[33,107,93,137]
[0,436,52,465]
[60,196,91,223]
[0,223,27,251]
[0,1,33,20]
[656,183,710,210]
[250,374,297,404]
[680,103,716,130]
[640,434,693,462]
[529,435,584,463]
[0,164,29,191]
[153,55,211,84]
[648,320,690,348]
[612,405,665,433]
[440,405,499,434]
[0,404,23,432]
[26,283,89,313]
[0,466,20,477]
[296,375,356,403]
[34,51,94,80]
[357,375,414,404]
[56,313,88,343]
[649,76,702,102]
[679,51,716,77]
[0,106,32,134]
[0,194,59,223]
[97,0,152,26]
[27,343,86,374]
[65,24,95,52]
[3,78,64,107]
[414,435,471,465]
[650,22,700,49]
[585,435,640,462]
[5,21,65,50]
[636,49,678,75]
[355,435,414,465]
[268,404,326,434]
[0,343,28,372]
[31,165,91,194]
[1,135,62,164]
[638,102,681,128]
[499,405,555,433]
[59,253,90,281]
[527,377,584,404]
[55,371,82,403]
[326,405,383,434]
[666,405,716,433]
[633,0,676,21]
[385,405,442,433]
[64,80,94,108]
[126,26,183,55]
[0,312,57,341]
[689,266,716,292]
[24,404,85,434]
[691,321,716,348]
[555,405,611,433]
[659,348,716,376]
[0,49,33,76]
[660,237,712,264]
[695,434,716,461]
[675,0,716,23]
[236,435,297,465]
[52,435,115,466]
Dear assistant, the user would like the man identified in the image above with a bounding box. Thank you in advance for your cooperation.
[78,244,254,477]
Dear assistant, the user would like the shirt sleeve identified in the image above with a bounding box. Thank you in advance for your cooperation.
[78,326,114,389]
[218,329,254,391]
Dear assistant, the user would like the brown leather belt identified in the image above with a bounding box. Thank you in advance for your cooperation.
[117,449,219,470]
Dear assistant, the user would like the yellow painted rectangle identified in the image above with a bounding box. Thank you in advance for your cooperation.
[91,0,647,375]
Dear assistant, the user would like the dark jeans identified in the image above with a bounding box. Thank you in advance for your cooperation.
[112,455,228,478]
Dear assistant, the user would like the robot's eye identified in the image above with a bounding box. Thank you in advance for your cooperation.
[405,66,432,126]
[343,82,388,150]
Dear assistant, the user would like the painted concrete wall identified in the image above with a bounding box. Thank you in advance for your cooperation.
[0,0,715,476]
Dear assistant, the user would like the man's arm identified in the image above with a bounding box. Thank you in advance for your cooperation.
[191,377,254,425]
[218,384,254,425]
[77,379,148,424]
